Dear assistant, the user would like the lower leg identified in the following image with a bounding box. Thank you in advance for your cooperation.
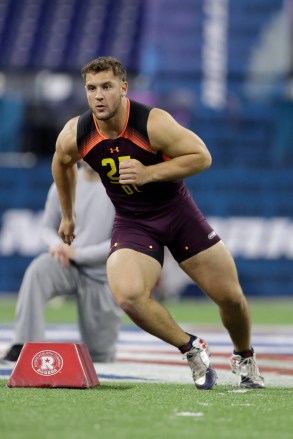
[218,295,252,352]
[180,244,254,353]
[120,296,190,348]
[107,250,190,348]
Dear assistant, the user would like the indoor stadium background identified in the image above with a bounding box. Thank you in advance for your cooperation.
[0,0,292,298]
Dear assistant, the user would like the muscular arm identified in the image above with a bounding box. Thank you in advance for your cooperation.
[119,108,212,186]
[51,117,81,244]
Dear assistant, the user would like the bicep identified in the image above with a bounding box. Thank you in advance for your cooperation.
[148,108,208,158]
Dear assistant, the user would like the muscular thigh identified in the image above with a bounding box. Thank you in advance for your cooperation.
[107,249,161,301]
[167,196,221,263]
[179,241,244,304]
[110,215,165,265]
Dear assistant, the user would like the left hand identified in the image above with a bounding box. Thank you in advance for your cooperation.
[119,159,150,186]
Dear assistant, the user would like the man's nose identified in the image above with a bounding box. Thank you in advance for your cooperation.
[95,89,103,99]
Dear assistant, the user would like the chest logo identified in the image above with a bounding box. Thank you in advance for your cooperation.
[109,146,119,154]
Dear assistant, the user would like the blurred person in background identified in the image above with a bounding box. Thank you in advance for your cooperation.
[52,56,264,390]
[1,161,122,364]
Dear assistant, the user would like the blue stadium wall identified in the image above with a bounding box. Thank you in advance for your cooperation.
[0,161,292,297]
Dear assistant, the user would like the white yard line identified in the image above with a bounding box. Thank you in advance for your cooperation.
[1,323,293,387]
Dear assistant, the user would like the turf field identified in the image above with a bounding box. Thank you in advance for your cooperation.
[0,297,293,439]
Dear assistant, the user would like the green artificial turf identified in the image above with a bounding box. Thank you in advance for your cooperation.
[166,298,293,325]
[0,296,292,325]
[1,297,293,439]
[1,381,292,439]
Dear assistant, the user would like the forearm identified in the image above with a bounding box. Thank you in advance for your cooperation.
[52,154,78,218]
[143,152,211,185]
[119,152,211,186]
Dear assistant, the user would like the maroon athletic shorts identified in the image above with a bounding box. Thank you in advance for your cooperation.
[109,195,221,266]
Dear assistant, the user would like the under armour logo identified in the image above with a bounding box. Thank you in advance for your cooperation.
[110,146,119,153]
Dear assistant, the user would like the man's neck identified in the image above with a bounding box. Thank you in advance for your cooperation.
[95,97,128,139]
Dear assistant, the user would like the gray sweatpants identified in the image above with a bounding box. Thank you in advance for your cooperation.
[12,254,122,362]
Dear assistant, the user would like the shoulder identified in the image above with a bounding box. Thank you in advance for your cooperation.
[148,107,179,127]
[147,108,184,151]
[59,116,79,142]
[56,116,80,159]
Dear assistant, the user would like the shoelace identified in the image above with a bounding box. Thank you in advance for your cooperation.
[182,346,200,361]
[239,357,261,379]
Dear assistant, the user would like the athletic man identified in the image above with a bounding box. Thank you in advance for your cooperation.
[1,162,122,364]
[51,56,264,389]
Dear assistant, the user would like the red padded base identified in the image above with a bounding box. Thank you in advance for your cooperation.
[7,342,100,388]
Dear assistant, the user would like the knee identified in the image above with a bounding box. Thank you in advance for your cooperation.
[23,254,58,290]
[216,285,246,310]
[31,253,52,268]
[214,279,246,308]
[26,254,51,276]
[111,284,147,315]
[115,292,141,314]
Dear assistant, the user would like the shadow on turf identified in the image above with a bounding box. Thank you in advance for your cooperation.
[97,384,134,391]
[0,381,134,392]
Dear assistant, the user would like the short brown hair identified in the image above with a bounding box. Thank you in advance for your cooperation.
[81,56,127,81]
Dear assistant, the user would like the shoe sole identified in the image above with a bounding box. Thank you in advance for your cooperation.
[240,375,265,389]
[195,366,218,390]
[240,382,265,389]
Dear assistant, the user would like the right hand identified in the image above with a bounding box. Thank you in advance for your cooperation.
[50,243,76,267]
[58,217,76,245]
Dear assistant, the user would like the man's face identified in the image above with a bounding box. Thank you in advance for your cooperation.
[84,69,127,121]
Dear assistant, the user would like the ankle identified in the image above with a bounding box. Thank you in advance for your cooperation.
[178,333,197,354]
[233,347,254,358]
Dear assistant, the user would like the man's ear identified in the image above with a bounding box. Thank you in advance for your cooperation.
[121,81,128,96]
